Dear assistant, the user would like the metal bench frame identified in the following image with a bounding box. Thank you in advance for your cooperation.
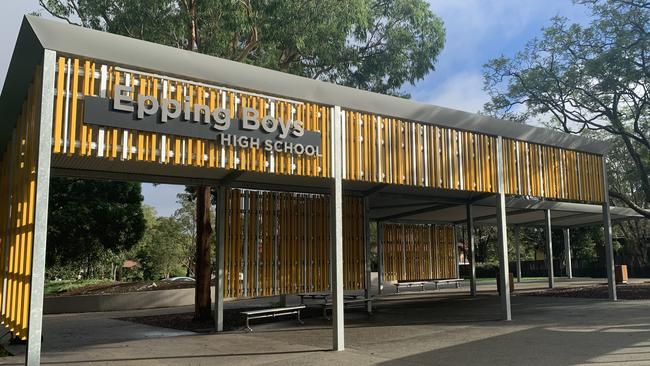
[241,305,306,332]
[394,281,427,293]
[394,279,465,293]
[321,298,373,320]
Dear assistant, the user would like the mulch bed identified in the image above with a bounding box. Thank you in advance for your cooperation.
[520,282,650,300]
[48,280,215,297]
[120,306,326,333]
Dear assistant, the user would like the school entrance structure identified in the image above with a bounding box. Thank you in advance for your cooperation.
[0,16,642,365]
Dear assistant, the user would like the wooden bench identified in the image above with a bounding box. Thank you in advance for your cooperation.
[241,305,306,332]
[431,278,464,289]
[394,281,427,293]
[321,298,373,320]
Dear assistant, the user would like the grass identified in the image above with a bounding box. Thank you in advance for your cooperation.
[45,279,114,295]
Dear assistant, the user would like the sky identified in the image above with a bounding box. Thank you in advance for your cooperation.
[0,0,591,217]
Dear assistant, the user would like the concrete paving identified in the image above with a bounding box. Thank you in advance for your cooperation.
[3,278,650,365]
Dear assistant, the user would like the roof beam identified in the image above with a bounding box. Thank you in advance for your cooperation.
[376,203,456,222]
[363,183,388,197]
[453,209,532,225]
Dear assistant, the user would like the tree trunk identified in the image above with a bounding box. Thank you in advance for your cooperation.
[194,185,213,321]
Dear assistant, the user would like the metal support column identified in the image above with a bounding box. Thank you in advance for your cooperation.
[563,228,572,279]
[330,105,345,351]
[26,49,56,366]
[363,197,372,312]
[466,204,477,297]
[377,222,384,295]
[254,194,260,296]
[242,193,249,297]
[214,185,226,332]
[601,159,617,301]
[515,226,522,283]
[544,210,555,289]
[495,136,511,321]
[401,225,407,280]
[452,226,459,278]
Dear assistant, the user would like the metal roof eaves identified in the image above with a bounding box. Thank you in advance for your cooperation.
[23,15,610,155]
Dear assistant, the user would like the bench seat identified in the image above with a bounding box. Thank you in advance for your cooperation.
[241,305,306,332]
[394,278,465,293]
[320,298,373,319]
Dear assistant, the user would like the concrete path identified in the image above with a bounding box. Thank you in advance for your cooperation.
[3,278,650,365]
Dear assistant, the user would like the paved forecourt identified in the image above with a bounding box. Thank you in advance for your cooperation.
[3,279,650,366]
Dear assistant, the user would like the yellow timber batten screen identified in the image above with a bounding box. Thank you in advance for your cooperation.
[0,69,43,340]
[52,57,331,177]
[51,55,604,203]
[382,224,457,282]
[223,189,365,298]
[341,111,605,203]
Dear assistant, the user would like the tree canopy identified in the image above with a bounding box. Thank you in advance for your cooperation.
[46,177,145,278]
[40,0,445,96]
[483,0,650,218]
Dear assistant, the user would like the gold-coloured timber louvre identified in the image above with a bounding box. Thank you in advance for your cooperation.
[223,189,365,298]
[341,111,604,203]
[0,69,43,340]
[52,56,604,203]
[382,223,457,282]
[52,57,331,177]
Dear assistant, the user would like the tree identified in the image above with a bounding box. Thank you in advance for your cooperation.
[40,0,446,321]
[173,192,198,277]
[483,0,650,218]
[136,211,186,280]
[46,177,145,279]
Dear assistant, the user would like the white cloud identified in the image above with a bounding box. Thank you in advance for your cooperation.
[422,71,489,114]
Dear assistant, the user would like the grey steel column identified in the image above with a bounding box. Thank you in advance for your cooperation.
[514,226,522,283]
[452,226,459,278]
[254,194,260,296]
[214,185,226,332]
[303,197,308,293]
[363,197,372,311]
[330,105,345,351]
[273,194,279,295]
[544,209,555,289]
[242,193,249,297]
[495,136,511,321]
[563,228,572,279]
[401,225,407,280]
[601,158,617,301]
[26,49,56,366]
[377,222,384,294]
[466,204,477,297]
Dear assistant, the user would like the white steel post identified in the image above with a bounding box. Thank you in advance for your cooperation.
[601,158,617,301]
[544,210,555,289]
[363,197,372,312]
[214,185,226,331]
[495,136,511,321]
[453,226,459,278]
[466,204,477,297]
[26,49,56,366]
[377,222,384,294]
[330,105,345,350]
